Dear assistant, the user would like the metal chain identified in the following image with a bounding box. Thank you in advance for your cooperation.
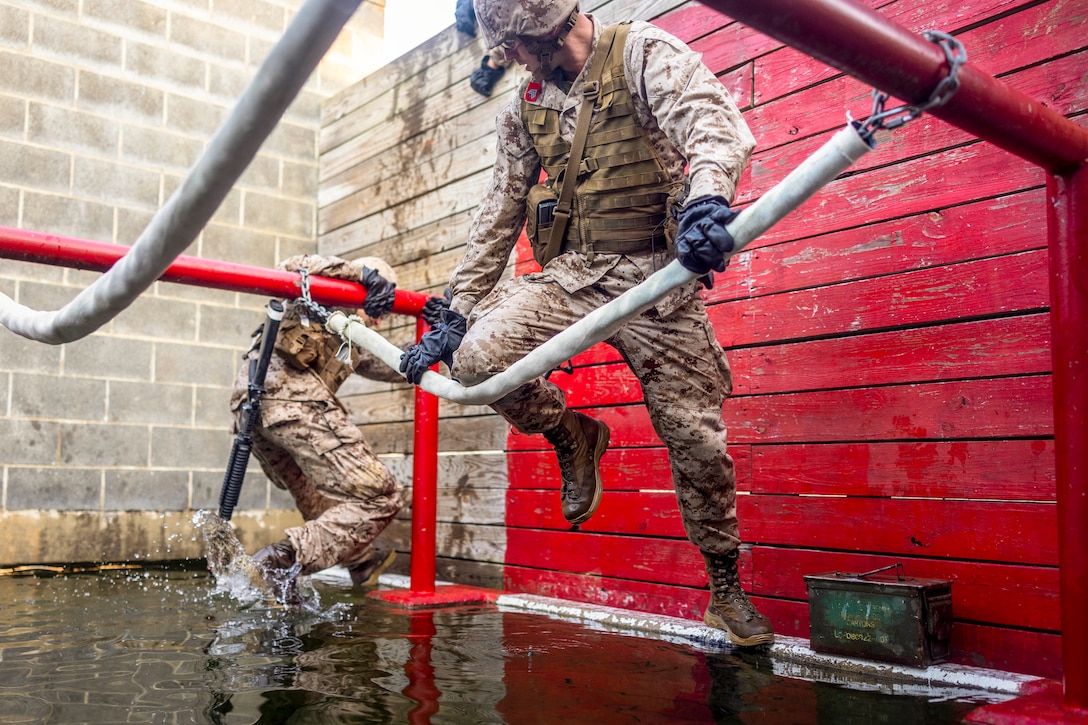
[294,267,332,324]
[857,30,968,142]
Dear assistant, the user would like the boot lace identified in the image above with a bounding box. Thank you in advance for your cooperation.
[709,561,760,623]
[544,423,578,497]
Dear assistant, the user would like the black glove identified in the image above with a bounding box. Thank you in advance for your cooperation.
[421,288,452,327]
[674,195,739,287]
[360,266,396,319]
[454,0,476,35]
[399,309,467,384]
[470,56,507,97]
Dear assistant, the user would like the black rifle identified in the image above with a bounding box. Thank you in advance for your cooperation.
[217,299,285,520]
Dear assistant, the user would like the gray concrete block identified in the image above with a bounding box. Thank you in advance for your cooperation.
[18,279,81,310]
[210,0,286,36]
[208,63,250,105]
[22,191,116,243]
[237,153,280,194]
[192,469,269,511]
[265,122,317,161]
[126,41,206,94]
[110,294,197,340]
[0,96,25,139]
[0,326,62,373]
[150,426,231,469]
[243,191,314,238]
[108,380,193,425]
[194,385,236,428]
[6,467,101,510]
[209,188,243,227]
[200,224,278,267]
[0,258,65,284]
[0,139,73,195]
[164,93,226,138]
[277,236,317,261]
[199,304,264,347]
[72,156,161,209]
[156,279,238,307]
[60,422,149,466]
[79,71,165,125]
[0,185,17,220]
[28,102,120,158]
[0,51,76,104]
[82,0,168,43]
[169,14,246,63]
[104,469,189,510]
[0,419,60,465]
[268,479,295,510]
[116,206,155,246]
[64,333,153,381]
[282,160,318,200]
[33,14,123,71]
[10,373,106,421]
[120,124,203,173]
[155,341,237,387]
[0,5,29,49]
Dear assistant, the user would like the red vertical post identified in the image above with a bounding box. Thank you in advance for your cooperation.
[409,315,440,595]
[1047,165,1088,711]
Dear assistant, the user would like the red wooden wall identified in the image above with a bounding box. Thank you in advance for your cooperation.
[501,0,1086,679]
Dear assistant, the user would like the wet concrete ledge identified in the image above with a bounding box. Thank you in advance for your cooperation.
[353,571,1043,700]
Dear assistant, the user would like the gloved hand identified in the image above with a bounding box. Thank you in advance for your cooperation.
[421,288,452,327]
[360,266,396,319]
[399,308,467,384]
[454,0,476,35]
[470,56,507,97]
[674,195,739,287]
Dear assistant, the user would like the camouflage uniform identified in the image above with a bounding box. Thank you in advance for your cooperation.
[230,255,404,575]
[448,16,756,556]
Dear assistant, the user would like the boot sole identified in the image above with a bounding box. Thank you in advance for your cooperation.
[564,423,610,526]
[704,609,775,647]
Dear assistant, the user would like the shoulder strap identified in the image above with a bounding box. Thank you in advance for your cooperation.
[542,23,629,264]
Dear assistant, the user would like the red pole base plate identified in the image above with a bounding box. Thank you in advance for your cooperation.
[367,584,500,609]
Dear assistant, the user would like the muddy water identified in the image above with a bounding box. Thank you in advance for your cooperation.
[0,515,1009,723]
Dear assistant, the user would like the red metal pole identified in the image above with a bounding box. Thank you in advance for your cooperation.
[1047,166,1088,711]
[409,315,440,595]
[0,225,430,316]
[697,0,1088,173]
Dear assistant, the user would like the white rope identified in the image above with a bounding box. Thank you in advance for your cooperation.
[0,0,363,344]
[330,122,876,406]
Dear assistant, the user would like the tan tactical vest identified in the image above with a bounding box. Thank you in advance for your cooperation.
[520,22,678,263]
[272,303,360,392]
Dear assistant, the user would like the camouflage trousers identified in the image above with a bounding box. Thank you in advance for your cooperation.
[451,256,740,555]
[240,388,403,574]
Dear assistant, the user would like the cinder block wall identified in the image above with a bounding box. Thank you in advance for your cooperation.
[0,0,386,566]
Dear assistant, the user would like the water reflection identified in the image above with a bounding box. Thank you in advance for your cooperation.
[0,568,998,723]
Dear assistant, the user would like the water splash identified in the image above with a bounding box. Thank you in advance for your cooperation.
[192,510,320,610]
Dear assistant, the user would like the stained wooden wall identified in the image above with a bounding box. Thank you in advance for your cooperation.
[320,0,1084,679]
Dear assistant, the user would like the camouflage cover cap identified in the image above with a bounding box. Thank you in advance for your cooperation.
[473,0,579,50]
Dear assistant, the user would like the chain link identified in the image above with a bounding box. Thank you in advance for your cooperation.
[856,30,968,142]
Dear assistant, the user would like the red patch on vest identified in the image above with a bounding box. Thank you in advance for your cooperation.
[524,81,543,103]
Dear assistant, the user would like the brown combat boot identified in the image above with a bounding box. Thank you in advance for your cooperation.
[543,410,610,525]
[703,550,775,647]
[348,543,396,588]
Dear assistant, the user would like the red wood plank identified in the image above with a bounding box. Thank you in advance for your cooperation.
[741,314,1051,394]
[651,4,733,45]
[712,250,1049,347]
[752,0,1058,105]
[506,444,754,492]
[738,142,1044,246]
[506,489,687,538]
[506,376,1052,451]
[751,440,1056,500]
[739,495,1058,565]
[750,546,1061,630]
[724,376,1053,443]
[763,598,1062,678]
[503,565,709,621]
[715,188,1046,302]
[504,528,707,587]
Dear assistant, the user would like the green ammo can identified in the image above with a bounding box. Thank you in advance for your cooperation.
[804,564,953,667]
